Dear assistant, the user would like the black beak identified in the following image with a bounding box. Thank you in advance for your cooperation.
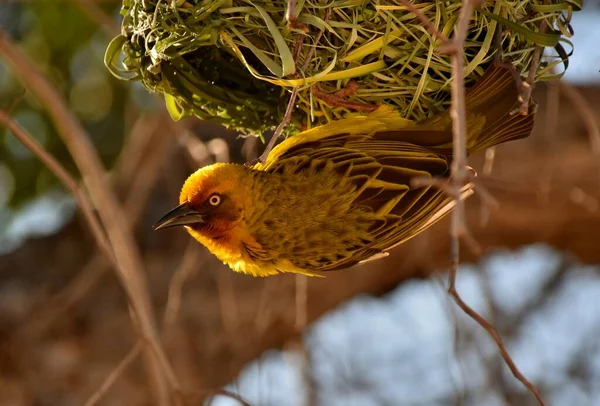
[153,203,205,230]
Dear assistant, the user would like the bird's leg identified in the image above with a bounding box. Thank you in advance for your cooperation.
[311,81,378,112]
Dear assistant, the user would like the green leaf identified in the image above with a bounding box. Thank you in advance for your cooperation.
[164,94,185,121]
[251,2,296,77]
[480,10,561,47]
[104,35,139,80]
[229,27,284,77]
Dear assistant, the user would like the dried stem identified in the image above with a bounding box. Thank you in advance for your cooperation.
[479,147,497,225]
[0,30,176,404]
[397,0,450,44]
[12,111,177,342]
[558,82,600,157]
[163,243,204,329]
[258,86,299,164]
[257,8,330,163]
[447,287,545,404]
[518,23,547,115]
[0,110,115,264]
[83,342,143,406]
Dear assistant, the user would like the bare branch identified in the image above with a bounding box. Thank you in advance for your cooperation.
[0,30,176,404]
[447,288,545,404]
[258,86,299,163]
[400,0,546,403]
[83,342,143,406]
[163,243,205,329]
[203,390,253,406]
[11,111,178,342]
[0,110,114,264]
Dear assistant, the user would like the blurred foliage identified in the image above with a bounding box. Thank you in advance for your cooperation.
[0,1,156,209]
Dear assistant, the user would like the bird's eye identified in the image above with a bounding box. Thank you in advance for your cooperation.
[208,193,222,207]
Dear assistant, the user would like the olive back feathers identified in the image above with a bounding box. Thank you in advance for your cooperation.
[248,64,535,272]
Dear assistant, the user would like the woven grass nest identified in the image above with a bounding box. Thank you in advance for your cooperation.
[106,0,581,137]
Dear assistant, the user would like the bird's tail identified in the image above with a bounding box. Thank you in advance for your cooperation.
[465,64,536,154]
[421,64,537,155]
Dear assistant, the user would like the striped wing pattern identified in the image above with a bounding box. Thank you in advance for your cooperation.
[260,131,458,270]
[250,65,535,272]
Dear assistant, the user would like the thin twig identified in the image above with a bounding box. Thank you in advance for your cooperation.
[257,7,330,163]
[0,110,115,264]
[12,111,178,342]
[518,23,547,115]
[397,0,450,44]
[83,342,143,406]
[479,147,496,225]
[447,289,545,404]
[558,82,600,157]
[69,0,120,35]
[213,270,241,337]
[0,30,177,404]
[258,87,299,163]
[406,0,546,404]
[163,243,204,329]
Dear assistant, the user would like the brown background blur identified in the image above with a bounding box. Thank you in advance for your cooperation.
[1,1,600,405]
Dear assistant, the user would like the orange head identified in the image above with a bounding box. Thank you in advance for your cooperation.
[153,163,249,242]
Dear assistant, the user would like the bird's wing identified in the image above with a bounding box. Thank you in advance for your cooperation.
[257,131,465,271]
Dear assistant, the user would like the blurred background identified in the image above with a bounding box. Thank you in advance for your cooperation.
[1,1,599,405]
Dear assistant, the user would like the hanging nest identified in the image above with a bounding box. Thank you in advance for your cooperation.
[105,0,580,137]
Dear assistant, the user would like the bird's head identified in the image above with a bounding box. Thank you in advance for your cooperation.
[153,163,249,242]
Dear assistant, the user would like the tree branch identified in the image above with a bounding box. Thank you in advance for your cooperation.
[400,0,545,404]
[0,30,176,404]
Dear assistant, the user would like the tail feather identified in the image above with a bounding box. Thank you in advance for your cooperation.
[464,64,536,154]
[417,64,536,155]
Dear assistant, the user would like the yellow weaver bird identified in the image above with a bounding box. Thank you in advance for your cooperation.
[154,65,535,277]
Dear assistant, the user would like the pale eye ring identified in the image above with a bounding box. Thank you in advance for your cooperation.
[208,193,221,207]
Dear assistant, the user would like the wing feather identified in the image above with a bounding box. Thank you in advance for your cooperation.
[246,64,534,273]
[256,129,457,271]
